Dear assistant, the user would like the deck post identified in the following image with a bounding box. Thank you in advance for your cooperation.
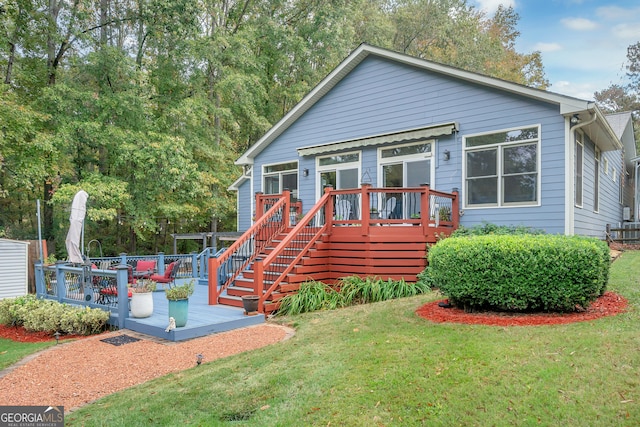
[325,186,334,235]
[208,256,219,305]
[451,188,460,227]
[254,258,264,313]
[361,183,371,236]
[283,190,291,229]
[255,192,264,221]
[55,261,65,303]
[116,265,129,329]
[420,184,430,232]
[158,252,165,274]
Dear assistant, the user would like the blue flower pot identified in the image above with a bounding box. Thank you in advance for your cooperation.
[168,299,189,327]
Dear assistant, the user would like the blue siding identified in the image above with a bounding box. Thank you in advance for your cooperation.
[237,179,252,231]
[241,55,622,236]
[575,141,624,237]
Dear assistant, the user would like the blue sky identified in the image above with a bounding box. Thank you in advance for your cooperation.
[472,0,640,100]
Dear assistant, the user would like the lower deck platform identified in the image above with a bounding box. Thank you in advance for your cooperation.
[123,282,264,341]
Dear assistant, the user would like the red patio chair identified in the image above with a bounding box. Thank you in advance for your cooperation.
[149,261,180,287]
[134,260,157,279]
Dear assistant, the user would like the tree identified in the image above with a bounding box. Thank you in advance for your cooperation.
[594,41,640,143]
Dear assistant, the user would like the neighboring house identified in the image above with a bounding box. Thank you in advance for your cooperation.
[230,43,636,239]
[0,239,29,300]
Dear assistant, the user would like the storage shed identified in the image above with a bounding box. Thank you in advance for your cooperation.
[0,239,30,299]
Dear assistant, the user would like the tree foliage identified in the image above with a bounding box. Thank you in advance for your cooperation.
[0,0,549,254]
[594,41,640,141]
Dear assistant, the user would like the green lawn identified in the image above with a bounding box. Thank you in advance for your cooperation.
[65,251,640,426]
[0,339,56,370]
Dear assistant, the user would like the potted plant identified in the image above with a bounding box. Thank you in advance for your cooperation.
[439,206,452,222]
[165,280,195,327]
[370,207,379,219]
[130,279,156,318]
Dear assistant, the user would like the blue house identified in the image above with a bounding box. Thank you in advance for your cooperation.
[215,44,636,313]
[230,44,636,238]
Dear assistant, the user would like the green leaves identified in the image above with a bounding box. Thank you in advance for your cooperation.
[429,235,610,312]
[276,276,430,316]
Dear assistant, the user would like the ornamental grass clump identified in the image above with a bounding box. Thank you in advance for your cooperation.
[428,234,610,312]
[276,276,430,316]
[130,279,157,293]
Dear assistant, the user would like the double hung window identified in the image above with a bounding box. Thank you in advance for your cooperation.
[264,162,298,198]
[317,152,360,193]
[464,126,539,207]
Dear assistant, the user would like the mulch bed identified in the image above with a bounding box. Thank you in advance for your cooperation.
[416,291,628,326]
[0,324,95,343]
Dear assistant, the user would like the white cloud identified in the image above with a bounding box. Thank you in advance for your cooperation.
[473,0,515,15]
[596,6,640,21]
[611,23,640,40]
[534,42,562,53]
[561,17,599,31]
[550,80,597,101]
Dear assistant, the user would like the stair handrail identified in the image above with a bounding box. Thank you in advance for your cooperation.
[254,188,333,312]
[208,191,290,304]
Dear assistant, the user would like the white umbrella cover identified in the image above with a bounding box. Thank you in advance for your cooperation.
[65,190,89,264]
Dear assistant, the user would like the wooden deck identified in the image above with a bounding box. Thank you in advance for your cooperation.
[124,280,264,341]
[210,186,460,315]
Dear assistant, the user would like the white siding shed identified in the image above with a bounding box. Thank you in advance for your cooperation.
[0,239,30,299]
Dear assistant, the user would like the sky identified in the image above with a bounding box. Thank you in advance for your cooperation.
[472,0,640,100]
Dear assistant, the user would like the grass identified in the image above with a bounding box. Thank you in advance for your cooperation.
[55,251,640,425]
[0,338,56,370]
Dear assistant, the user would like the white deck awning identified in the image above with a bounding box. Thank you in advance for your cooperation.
[297,122,458,156]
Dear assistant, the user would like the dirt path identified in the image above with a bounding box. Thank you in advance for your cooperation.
[0,324,293,412]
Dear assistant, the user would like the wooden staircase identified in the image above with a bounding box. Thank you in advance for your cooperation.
[218,228,321,314]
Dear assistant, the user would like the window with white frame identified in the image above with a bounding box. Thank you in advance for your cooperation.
[379,141,433,187]
[378,140,433,218]
[464,126,539,207]
[594,148,600,212]
[317,152,360,194]
[263,161,298,198]
[575,131,583,207]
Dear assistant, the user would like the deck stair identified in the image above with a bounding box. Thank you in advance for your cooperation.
[218,228,319,313]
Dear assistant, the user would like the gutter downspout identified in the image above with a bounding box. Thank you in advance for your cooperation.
[633,156,640,222]
[566,112,597,236]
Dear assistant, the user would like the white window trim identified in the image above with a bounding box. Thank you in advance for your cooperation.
[376,139,434,187]
[262,160,298,196]
[575,130,584,208]
[315,151,361,196]
[594,147,600,213]
[462,125,541,209]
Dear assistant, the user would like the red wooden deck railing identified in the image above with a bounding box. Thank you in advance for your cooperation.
[207,191,291,304]
[209,185,459,311]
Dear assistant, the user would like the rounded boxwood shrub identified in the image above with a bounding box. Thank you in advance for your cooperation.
[428,234,610,312]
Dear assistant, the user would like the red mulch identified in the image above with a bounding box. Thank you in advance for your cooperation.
[0,324,93,343]
[416,291,628,326]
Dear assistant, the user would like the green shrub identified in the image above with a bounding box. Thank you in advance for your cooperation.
[428,234,610,312]
[452,221,545,237]
[0,296,110,336]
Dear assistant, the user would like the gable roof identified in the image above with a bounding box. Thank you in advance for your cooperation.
[605,111,637,169]
[236,43,623,165]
